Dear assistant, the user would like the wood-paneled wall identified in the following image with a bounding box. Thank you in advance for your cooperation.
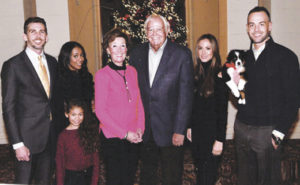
[23,0,36,19]
[185,0,227,63]
[68,0,102,74]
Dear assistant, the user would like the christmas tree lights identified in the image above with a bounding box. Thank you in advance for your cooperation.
[112,0,187,46]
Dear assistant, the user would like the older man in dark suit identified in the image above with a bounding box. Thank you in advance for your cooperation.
[1,17,57,185]
[130,14,194,185]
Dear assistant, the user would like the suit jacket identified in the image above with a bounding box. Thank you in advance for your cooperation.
[129,39,194,147]
[1,50,58,154]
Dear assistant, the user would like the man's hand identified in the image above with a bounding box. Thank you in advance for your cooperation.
[186,128,192,142]
[15,146,30,161]
[172,133,184,146]
[212,140,223,156]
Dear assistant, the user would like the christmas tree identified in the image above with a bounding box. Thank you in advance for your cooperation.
[112,0,187,46]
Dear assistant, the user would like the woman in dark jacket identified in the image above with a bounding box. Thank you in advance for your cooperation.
[187,34,228,185]
[56,41,94,133]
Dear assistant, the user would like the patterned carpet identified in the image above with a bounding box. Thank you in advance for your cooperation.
[1,140,300,185]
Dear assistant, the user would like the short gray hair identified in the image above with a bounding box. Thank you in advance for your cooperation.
[144,14,170,36]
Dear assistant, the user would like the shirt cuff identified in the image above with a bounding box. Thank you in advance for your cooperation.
[13,142,24,150]
[272,130,285,140]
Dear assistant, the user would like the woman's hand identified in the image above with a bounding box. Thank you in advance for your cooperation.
[136,129,143,140]
[126,131,142,143]
[186,128,192,142]
[212,140,223,156]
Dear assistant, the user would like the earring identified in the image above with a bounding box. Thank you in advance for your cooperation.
[125,56,129,65]
[107,54,112,63]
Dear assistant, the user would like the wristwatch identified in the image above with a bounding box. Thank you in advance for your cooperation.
[271,134,282,145]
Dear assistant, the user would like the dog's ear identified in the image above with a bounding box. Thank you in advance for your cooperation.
[227,50,236,61]
[239,50,247,60]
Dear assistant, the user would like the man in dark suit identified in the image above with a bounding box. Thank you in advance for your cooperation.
[129,14,194,185]
[1,17,57,185]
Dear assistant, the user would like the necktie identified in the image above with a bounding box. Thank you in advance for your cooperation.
[37,55,50,97]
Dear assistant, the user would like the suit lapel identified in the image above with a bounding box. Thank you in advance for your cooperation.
[46,54,55,99]
[151,40,172,88]
[140,44,151,88]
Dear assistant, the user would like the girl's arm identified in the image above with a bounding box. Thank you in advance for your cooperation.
[55,133,65,185]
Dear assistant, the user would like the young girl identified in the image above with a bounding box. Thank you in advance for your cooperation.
[56,99,100,185]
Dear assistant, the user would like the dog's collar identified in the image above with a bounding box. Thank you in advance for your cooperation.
[225,62,236,69]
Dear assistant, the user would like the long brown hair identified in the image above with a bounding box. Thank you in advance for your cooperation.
[194,34,221,97]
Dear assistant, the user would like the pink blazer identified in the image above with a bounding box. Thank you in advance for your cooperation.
[95,65,145,139]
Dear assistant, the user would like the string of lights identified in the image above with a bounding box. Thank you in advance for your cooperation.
[112,0,187,46]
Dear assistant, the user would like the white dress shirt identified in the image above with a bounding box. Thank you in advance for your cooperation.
[148,39,167,87]
[25,47,50,81]
[252,43,266,61]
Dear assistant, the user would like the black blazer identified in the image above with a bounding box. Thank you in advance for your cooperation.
[129,40,194,147]
[1,50,58,154]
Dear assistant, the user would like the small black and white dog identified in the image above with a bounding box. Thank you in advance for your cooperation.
[222,50,247,104]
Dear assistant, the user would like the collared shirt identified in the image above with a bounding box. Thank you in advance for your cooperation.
[252,43,266,61]
[148,39,168,87]
[25,47,50,81]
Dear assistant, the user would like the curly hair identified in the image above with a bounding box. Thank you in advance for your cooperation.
[194,34,222,97]
[65,99,100,154]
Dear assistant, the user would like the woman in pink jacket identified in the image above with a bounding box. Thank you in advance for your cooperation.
[95,28,145,185]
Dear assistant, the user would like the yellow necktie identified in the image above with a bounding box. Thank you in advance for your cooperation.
[37,56,50,97]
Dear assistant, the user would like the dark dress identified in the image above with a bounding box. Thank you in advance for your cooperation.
[55,70,94,133]
[190,61,228,185]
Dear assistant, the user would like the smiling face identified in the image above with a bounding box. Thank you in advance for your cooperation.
[106,37,127,66]
[65,106,84,130]
[146,16,167,52]
[197,39,213,63]
[68,47,84,71]
[247,11,272,49]
[23,22,48,55]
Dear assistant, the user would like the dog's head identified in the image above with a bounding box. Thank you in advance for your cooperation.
[226,50,246,73]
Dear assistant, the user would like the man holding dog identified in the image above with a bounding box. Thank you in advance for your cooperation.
[234,6,300,185]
